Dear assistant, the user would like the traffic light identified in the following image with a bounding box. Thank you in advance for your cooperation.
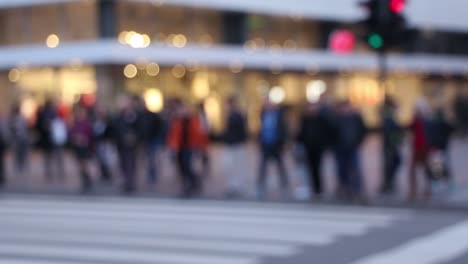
[389,0,406,13]
[359,0,407,50]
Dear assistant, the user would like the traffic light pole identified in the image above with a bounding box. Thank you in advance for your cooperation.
[378,49,388,98]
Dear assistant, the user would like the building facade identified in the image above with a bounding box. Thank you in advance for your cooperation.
[1,0,467,132]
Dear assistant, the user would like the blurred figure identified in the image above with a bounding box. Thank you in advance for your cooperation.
[297,102,333,199]
[196,101,210,176]
[134,96,164,185]
[36,99,66,182]
[0,112,9,188]
[257,99,289,200]
[222,97,248,197]
[167,101,204,198]
[427,107,454,190]
[408,98,433,201]
[113,95,139,194]
[380,98,403,194]
[333,101,367,200]
[70,106,93,193]
[10,103,30,176]
[93,106,113,183]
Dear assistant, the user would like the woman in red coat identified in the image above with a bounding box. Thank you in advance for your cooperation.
[167,102,208,197]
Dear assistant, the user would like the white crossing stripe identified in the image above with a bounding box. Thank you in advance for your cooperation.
[0,196,408,264]
[0,216,335,244]
[0,207,378,235]
[0,259,95,264]
[0,243,258,264]
[0,198,404,225]
[0,229,298,256]
[351,220,468,264]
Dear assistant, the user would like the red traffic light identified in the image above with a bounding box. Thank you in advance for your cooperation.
[329,30,356,54]
[389,0,406,13]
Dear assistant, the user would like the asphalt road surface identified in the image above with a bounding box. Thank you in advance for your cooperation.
[0,194,467,264]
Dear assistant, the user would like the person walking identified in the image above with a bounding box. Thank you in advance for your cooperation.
[426,107,454,191]
[222,97,248,197]
[134,96,164,186]
[257,99,289,200]
[167,102,205,198]
[0,112,9,188]
[408,98,433,201]
[113,96,140,194]
[36,100,66,182]
[380,98,403,194]
[10,104,30,176]
[297,102,333,199]
[93,106,113,183]
[196,102,210,176]
[70,106,94,193]
[333,101,367,201]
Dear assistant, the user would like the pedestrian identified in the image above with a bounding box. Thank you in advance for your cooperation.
[134,96,164,186]
[257,99,289,200]
[167,101,204,198]
[113,95,139,194]
[222,97,248,197]
[426,107,454,191]
[10,103,30,176]
[70,106,94,193]
[36,99,66,183]
[93,106,114,183]
[195,102,210,176]
[408,98,433,201]
[0,112,9,188]
[333,100,367,201]
[296,102,333,199]
[380,98,403,194]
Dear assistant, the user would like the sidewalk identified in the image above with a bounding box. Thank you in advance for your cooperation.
[2,135,468,209]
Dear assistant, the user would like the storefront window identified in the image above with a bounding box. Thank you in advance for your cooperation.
[117,3,222,47]
[245,15,319,51]
[0,1,97,46]
[5,66,96,120]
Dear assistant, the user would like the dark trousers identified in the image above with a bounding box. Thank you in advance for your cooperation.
[146,139,161,184]
[119,147,137,193]
[381,145,401,193]
[258,144,289,193]
[409,150,433,199]
[14,143,28,174]
[305,148,324,195]
[96,142,112,182]
[176,149,200,196]
[336,148,362,197]
[0,149,5,187]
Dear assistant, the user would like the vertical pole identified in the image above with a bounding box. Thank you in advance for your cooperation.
[378,50,388,98]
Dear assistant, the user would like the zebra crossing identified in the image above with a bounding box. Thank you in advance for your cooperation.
[0,195,414,264]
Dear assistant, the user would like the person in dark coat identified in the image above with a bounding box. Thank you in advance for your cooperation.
[70,106,94,193]
[0,113,9,188]
[333,100,367,200]
[10,103,30,176]
[113,96,140,194]
[380,98,403,194]
[257,99,289,199]
[93,106,113,183]
[427,108,454,185]
[222,97,248,197]
[297,102,333,198]
[134,96,163,185]
[36,99,66,182]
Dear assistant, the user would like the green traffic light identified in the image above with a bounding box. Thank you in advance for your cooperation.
[368,33,384,49]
